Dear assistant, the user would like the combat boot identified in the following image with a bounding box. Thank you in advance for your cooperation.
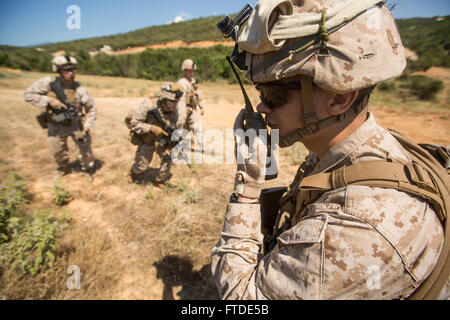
[83,161,96,182]
[54,164,72,180]
[128,171,143,184]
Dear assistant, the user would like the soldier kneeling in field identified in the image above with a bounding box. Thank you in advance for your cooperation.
[23,55,97,179]
[126,83,185,184]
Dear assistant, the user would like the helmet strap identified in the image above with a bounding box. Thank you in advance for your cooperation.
[300,76,318,125]
[279,80,366,148]
[279,76,318,148]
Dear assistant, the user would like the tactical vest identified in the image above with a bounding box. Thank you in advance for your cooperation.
[268,130,450,300]
[46,78,82,125]
[46,86,76,105]
[185,80,200,110]
[125,101,176,145]
[152,102,176,128]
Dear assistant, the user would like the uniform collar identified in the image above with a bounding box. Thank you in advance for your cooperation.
[183,76,196,84]
[311,112,379,174]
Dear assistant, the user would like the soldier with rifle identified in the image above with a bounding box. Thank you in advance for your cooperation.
[177,59,205,152]
[24,55,97,178]
[126,83,185,184]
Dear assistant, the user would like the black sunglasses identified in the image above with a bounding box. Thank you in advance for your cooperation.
[256,81,301,109]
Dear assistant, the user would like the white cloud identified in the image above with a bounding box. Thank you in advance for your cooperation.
[173,15,184,23]
[167,11,194,24]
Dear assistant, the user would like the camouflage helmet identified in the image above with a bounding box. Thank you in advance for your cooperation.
[226,0,406,147]
[236,0,406,93]
[51,55,77,72]
[181,59,197,71]
[158,82,184,101]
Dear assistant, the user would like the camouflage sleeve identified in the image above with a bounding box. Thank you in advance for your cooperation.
[211,187,444,300]
[76,86,97,131]
[177,78,190,92]
[211,202,268,299]
[23,76,52,109]
[176,93,187,129]
[130,98,163,135]
[197,90,204,111]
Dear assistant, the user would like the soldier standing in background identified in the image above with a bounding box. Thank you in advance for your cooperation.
[24,55,97,179]
[211,0,448,299]
[126,83,185,184]
[177,59,204,152]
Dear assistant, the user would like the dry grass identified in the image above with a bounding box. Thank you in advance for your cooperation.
[0,69,449,300]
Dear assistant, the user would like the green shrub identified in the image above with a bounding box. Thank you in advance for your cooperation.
[377,81,396,92]
[0,71,22,79]
[1,212,63,275]
[186,189,200,203]
[164,182,188,194]
[0,172,67,275]
[0,46,52,72]
[399,75,444,100]
[51,185,72,206]
[145,185,155,200]
[1,44,243,84]
[0,173,31,243]
[396,16,450,70]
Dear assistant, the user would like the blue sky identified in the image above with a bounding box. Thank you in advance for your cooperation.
[0,0,449,47]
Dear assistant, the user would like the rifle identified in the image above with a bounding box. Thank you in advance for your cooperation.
[148,108,191,168]
[148,108,176,136]
[49,78,81,123]
[148,108,182,148]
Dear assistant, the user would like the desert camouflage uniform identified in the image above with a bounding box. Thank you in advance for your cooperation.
[23,76,97,171]
[177,76,203,149]
[129,97,178,182]
[211,113,445,300]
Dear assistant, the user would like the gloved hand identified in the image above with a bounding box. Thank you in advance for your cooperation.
[151,126,169,138]
[138,123,168,138]
[233,109,268,200]
[47,97,67,111]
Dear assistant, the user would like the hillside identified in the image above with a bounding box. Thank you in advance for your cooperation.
[41,16,230,53]
[0,15,448,83]
[396,16,450,70]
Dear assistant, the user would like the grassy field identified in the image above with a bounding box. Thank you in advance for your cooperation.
[0,69,449,299]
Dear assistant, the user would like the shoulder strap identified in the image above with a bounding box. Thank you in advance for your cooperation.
[148,108,175,136]
[50,78,68,105]
[124,108,136,129]
[389,130,450,300]
[299,160,446,222]
[50,78,80,107]
[296,132,450,299]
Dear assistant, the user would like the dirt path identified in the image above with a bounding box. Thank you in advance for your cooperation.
[86,40,234,56]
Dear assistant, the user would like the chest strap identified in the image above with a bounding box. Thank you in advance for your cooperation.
[297,160,445,223]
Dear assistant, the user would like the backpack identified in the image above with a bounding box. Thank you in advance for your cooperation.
[293,129,449,299]
[124,108,141,145]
